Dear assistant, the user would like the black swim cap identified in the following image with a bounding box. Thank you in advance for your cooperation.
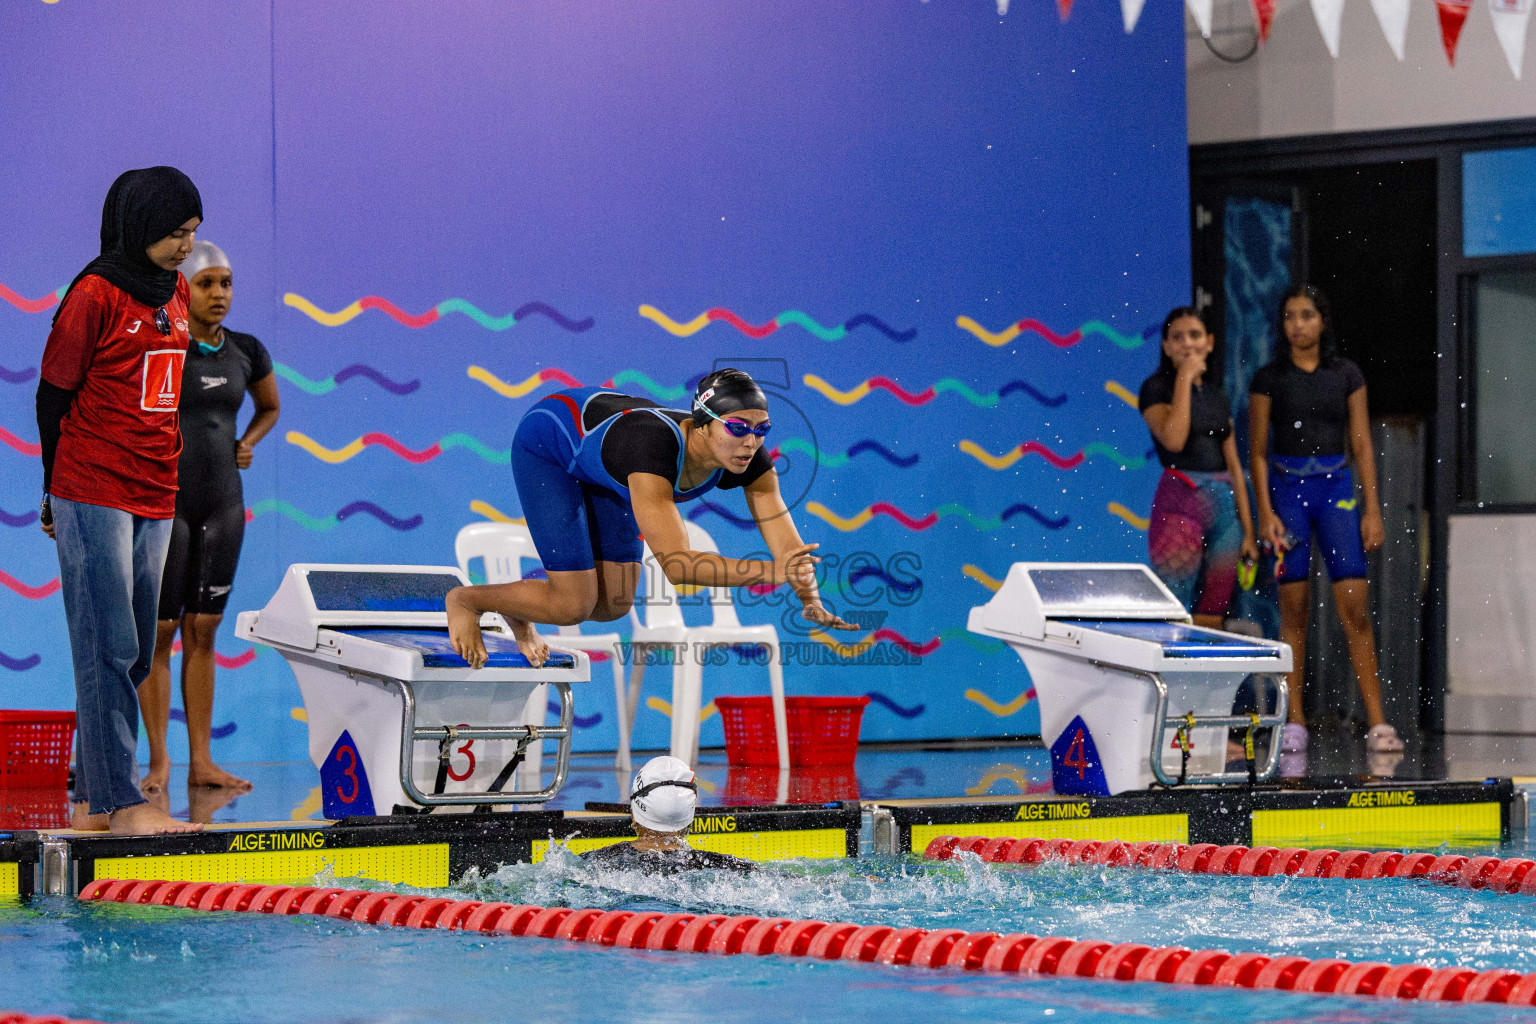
[691,368,769,427]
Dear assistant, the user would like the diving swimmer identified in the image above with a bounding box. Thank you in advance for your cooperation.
[446,368,858,668]
[580,756,752,873]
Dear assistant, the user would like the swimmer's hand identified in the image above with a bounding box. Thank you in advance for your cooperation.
[776,542,822,591]
[801,601,860,631]
[1259,511,1289,551]
[445,587,488,670]
[1360,508,1385,553]
[235,439,255,469]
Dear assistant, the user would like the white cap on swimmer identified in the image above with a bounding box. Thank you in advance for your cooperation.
[181,240,230,282]
[629,756,697,833]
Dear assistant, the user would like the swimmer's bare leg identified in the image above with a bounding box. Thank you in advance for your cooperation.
[447,571,598,669]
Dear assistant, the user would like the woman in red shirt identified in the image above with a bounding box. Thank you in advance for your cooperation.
[37,166,206,836]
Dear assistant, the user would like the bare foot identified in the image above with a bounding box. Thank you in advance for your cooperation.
[109,802,203,836]
[445,587,489,669]
[71,802,109,832]
[141,760,171,794]
[508,616,549,667]
[187,762,253,792]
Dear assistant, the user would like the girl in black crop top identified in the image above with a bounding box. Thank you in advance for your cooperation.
[1138,307,1257,628]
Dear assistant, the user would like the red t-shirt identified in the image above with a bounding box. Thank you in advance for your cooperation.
[40,274,191,518]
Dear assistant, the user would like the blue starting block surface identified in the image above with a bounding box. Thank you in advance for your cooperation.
[337,627,578,669]
[1058,620,1281,659]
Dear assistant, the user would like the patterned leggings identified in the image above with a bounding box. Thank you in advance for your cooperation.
[1148,469,1242,618]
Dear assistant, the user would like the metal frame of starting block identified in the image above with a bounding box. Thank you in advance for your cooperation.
[237,564,590,813]
[969,562,1293,793]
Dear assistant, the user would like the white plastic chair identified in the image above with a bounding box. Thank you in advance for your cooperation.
[453,522,632,771]
[625,520,788,767]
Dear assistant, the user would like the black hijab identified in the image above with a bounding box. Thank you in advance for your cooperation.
[53,166,203,323]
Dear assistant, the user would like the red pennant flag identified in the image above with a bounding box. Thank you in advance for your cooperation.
[1436,0,1475,63]
[1058,0,1074,21]
[1250,0,1279,39]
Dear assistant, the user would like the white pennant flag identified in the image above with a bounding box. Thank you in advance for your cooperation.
[1490,0,1533,78]
[1188,0,1214,37]
[1310,0,1347,53]
[1308,0,1345,54]
[1369,0,1411,59]
[1122,0,1148,32]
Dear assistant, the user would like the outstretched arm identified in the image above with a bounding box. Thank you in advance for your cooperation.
[742,471,858,631]
[630,473,821,592]
[237,372,281,469]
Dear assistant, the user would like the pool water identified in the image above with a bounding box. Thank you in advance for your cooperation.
[8,848,1536,1023]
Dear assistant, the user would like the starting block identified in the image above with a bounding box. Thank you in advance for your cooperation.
[237,564,589,816]
[969,563,1292,795]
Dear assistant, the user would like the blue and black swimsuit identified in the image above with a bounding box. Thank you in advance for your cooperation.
[1250,358,1369,583]
[512,386,774,572]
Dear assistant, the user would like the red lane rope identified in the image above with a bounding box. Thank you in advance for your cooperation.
[77,879,1536,1004]
[922,834,1536,895]
[0,1013,116,1023]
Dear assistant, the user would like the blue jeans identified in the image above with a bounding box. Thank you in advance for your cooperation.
[52,496,173,815]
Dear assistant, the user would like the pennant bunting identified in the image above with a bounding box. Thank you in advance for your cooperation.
[1310,0,1347,54]
[1251,0,1279,39]
[1122,0,1148,31]
[1188,0,1214,37]
[1490,0,1532,77]
[1058,0,1073,20]
[1370,0,1412,58]
[1436,0,1475,64]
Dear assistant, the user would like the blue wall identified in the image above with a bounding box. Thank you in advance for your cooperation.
[0,1,1188,762]
[1465,146,1536,258]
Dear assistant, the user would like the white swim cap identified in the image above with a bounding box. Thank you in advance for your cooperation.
[181,240,230,282]
[629,756,697,833]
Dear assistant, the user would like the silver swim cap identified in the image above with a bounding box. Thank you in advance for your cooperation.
[629,756,697,833]
[181,240,230,283]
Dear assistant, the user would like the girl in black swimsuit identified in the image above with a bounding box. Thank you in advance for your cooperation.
[141,242,280,794]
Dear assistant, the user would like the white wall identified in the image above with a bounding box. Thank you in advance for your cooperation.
[1189,0,1536,143]
[1447,515,1536,733]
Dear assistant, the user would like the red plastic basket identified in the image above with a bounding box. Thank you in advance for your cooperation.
[0,787,71,829]
[0,710,76,788]
[716,696,870,767]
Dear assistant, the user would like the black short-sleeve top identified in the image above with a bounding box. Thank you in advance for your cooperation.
[1138,369,1232,472]
[1248,357,1366,457]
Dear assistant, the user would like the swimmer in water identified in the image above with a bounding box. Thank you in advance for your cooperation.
[580,756,752,873]
[446,369,858,668]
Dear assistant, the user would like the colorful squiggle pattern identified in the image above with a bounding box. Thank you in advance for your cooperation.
[647,697,719,722]
[470,500,527,525]
[273,362,419,396]
[0,506,38,528]
[1108,501,1150,530]
[246,499,423,531]
[0,282,62,313]
[0,427,41,457]
[1105,380,1138,407]
[776,438,918,469]
[965,687,1039,716]
[805,500,1068,532]
[0,650,40,671]
[955,314,1151,350]
[0,570,59,599]
[865,693,925,718]
[640,304,914,342]
[604,370,688,402]
[169,639,257,669]
[167,708,237,739]
[957,439,1147,471]
[804,373,1066,409]
[284,293,594,332]
[469,366,583,398]
[962,564,1003,592]
[286,430,509,465]
[0,364,38,384]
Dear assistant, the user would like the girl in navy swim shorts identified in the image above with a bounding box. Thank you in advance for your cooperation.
[446,368,856,668]
[1249,284,1402,756]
